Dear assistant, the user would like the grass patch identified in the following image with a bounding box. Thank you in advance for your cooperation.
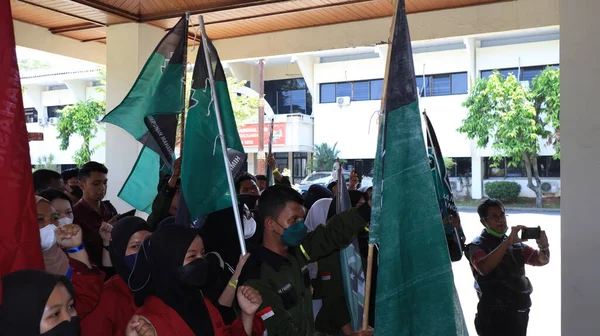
[456,197,560,209]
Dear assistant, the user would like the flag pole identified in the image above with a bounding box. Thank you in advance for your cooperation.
[198,15,247,255]
[362,244,375,330]
[179,12,190,157]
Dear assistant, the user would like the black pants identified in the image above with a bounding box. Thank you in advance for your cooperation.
[475,308,530,336]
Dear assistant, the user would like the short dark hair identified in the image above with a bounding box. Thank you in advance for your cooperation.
[258,185,303,223]
[33,169,61,193]
[477,198,504,219]
[326,181,337,192]
[79,161,108,181]
[61,168,79,182]
[255,175,267,181]
[235,172,257,193]
[37,188,72,207]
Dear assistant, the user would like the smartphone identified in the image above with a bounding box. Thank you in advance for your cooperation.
[521,226,541,240]
[354,160,363,178]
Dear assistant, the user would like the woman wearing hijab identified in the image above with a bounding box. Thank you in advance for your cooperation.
[0,269,79,336]
[81,216,152,335]
[131,224,265,336]
[36,196,104,319]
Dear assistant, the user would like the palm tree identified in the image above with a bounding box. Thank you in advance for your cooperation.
[310,142,341,171]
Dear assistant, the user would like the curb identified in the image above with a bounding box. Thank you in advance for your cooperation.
[457,206,560,214]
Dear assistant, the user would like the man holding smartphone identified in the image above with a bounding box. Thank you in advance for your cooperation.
[465,198,550,336]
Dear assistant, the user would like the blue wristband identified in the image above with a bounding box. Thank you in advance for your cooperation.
[66,243,85,254]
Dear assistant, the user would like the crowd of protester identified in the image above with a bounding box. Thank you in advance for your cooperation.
[0,151,550,336]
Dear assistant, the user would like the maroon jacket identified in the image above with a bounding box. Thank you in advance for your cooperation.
[69,258,105,319]
[73,199,117,267]
[81,275,135,336]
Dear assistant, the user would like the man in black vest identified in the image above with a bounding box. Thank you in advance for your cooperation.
[465,199,550,336]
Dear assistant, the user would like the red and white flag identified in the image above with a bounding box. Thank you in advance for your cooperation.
[258,306,274,321]
[0,0,45,293]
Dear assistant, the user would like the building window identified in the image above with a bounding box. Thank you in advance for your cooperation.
[319,79,384,103]
[447,158,472,177]
[47,105,67,118]
[480,64,559,83]
[538,156,561,177]
[24,107,38,123]
[483,157,558,178]
[48,84,68,91]
[273,152,289,173]
[91,80,103,87]
[415,72,468,97]
[264,78,312,115]
[293,152,308,184]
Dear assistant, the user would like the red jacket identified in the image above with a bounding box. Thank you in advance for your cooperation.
[136,296,264,336]
[81,275,135,336]
[70,258,104,319]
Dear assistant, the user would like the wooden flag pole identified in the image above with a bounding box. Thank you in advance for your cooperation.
[362,243,375,330]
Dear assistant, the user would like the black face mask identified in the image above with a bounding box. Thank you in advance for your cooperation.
[41,316,80,336]
[69,186,83,199]
[178,258,210,289]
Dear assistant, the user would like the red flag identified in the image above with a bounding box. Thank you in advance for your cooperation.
[0,1,45,285]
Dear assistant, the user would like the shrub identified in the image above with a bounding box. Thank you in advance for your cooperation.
[485,181,521,203]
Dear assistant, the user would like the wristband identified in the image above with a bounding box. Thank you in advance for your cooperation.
[66,243,85,254]
[228,280,238,289]
[272,168,279,174]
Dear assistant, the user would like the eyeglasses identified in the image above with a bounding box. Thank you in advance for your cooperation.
[484,212,508,221]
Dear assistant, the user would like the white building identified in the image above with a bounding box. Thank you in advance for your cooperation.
[227,26,561,199]
[21,67,106,170]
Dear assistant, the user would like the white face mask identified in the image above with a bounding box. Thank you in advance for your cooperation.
[39,224,58,250]
[242,205,256,239]
[58,217,73,226]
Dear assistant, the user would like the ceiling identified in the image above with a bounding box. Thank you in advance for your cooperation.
[10,0,508,44]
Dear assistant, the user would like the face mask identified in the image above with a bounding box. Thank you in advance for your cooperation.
[69,185,83,199]
[484,221,508,238]
[40,316,80,336]
[242,206,257,239]
[277,220,307,247]
[178,258,210,289]
[58,217,73,226]
[40,224,58,250]
[124,253,138,272]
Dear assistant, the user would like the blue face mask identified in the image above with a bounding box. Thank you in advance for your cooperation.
[277,220,307,247]
[124,253,138,271]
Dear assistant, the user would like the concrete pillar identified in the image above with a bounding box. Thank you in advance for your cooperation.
[105,23,164,213]
[561,0,600,333]
[292,56,317,95]
[64,80,87,102]
[228,62,260,91]
[464,37,483,199]
[24,85,45,121]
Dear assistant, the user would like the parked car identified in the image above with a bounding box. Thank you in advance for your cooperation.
[297,171,333,193]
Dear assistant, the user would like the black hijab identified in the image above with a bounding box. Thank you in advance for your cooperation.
[133,224,214,336]
[304,184,332,212]
[0,269,75,336]
[109,216,151,283]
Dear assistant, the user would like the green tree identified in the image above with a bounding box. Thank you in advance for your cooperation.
[34,154,59,172]
[56,100,105,167]
[310,143,341,171]
[458,68,560,208]
[18,58,51,71]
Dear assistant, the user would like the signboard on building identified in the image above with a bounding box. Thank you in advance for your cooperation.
[28,132,44,141]
[239,122,286,147]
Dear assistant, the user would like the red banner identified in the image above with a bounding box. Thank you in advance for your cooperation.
[0,0,45,283]
[238,122,286,147]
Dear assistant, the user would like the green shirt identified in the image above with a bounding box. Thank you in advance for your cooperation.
[240,207,367,336]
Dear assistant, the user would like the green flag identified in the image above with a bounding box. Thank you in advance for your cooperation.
[368,1,468,334]
[101,16,188,212]
[180,36,245,220]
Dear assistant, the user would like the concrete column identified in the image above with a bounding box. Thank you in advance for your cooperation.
[292,56,317,95]
[228,62,260,91]
[64,80,87,102]
[464,37,483,199]
[24,85,45,121]
[561,0,600,333]
[105,23,164,213]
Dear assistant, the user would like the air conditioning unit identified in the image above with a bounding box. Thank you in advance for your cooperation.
[48,117,59,125]
[450,181,458,191]
[38,118,46,126]
[336,96,351,107]
[541,181,560,193]
[520,81,530,89]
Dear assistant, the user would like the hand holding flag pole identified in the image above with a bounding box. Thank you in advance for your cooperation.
[198,15,247,255]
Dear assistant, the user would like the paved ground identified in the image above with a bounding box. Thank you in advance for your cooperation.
[452,211,561,336]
